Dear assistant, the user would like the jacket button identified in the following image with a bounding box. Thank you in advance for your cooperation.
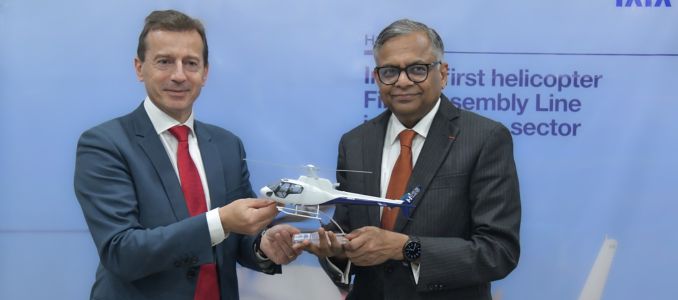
[385,265,394,273]
[186,269,197,279]
[191,257,198,265]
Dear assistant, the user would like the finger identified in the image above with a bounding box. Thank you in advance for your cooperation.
[327,231,340,245]
[345,237,369,255]
[246,198,277,208]
[284,224,301,235]
[292,242,306,252]
[274,232,295,258]
[327,232,345,252]
[250,205,279,224]
[346,227,365,240]
[317,228,329,249]
[275,228,295,249]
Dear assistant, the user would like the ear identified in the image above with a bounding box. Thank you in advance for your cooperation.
[439,62,449,88]
[201,64,209,86]
[134,57,144,82]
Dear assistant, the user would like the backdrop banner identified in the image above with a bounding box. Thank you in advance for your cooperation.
[1,1,676,299]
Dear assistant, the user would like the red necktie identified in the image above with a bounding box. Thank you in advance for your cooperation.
[168,125,220,300]
[381,129,417,231]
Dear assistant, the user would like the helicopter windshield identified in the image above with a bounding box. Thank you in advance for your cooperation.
[265,181,304,198]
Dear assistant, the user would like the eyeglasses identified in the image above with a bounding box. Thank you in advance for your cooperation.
[374,61,441,85]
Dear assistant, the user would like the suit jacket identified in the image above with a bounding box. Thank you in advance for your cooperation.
[74,104,279,300]
[324,95,521,300]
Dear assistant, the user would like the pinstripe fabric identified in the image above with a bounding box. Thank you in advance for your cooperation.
[327,95,521,300]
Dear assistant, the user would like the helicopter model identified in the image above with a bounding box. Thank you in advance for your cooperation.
[260,164,419,220]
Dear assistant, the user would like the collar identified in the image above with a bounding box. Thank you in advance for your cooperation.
[385,98,441,146]
[143,96,196,136]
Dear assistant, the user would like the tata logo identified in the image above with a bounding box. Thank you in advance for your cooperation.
[616,0,671,6]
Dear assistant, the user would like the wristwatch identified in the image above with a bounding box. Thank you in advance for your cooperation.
[402,236,421,262]
[254,229,269,261]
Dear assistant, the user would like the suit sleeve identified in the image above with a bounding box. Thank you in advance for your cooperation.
[74,127,214,281]
[417,124,521,291]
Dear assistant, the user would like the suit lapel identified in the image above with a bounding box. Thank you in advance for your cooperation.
[393,97,460,232]
[195,122,227,209]
[132,105,190,220]
[364,112,390,227]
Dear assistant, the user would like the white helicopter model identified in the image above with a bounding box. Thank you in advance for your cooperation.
[260,164,419,221]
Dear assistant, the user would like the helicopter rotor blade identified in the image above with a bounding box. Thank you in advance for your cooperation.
[335,169,373,174]
[244,159,373,175]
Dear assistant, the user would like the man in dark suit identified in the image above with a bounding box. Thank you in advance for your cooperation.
[74,10,300,300]
[305,19,521,299]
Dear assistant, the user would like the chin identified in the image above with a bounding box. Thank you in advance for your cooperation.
[388,103,419,115]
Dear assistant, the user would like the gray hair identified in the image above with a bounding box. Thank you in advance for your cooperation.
[373,19,444,61]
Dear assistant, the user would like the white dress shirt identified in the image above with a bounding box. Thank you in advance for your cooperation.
[380,98,441,284]
[144,97,228,246]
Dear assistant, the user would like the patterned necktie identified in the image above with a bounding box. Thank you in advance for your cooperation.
[381,129,417,231]
[168,125,220,300]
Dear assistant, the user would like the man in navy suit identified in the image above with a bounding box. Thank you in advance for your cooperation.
[304,19,521,299]
[74,10,300,300]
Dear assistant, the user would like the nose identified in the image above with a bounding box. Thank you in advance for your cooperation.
[394,69,414,87]
[260,186,273,198]
[170,62,187,82]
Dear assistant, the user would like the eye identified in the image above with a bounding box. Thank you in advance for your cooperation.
[184,60,201,71]
[380,67,399,78]
[408,65,428,75]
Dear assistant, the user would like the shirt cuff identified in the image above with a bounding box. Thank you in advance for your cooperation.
[411,262,420,284]
[206,208,228,246]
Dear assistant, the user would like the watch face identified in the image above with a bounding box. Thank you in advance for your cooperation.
[405,240,421,261]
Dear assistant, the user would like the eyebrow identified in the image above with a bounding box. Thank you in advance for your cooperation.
[379,60,430,68]
[151,53,202,61]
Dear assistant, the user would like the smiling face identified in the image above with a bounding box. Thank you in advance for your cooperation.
[373,31,448,128]
[134,29,208,123]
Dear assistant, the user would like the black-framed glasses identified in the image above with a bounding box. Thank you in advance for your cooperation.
[374,61,441,85]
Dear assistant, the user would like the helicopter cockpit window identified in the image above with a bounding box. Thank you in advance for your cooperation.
[288,184,303,194]
[266,181,304,198]
[275,182,291,198]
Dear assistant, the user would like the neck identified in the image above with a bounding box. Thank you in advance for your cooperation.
[166,110,191,124]
[395,115,421,129]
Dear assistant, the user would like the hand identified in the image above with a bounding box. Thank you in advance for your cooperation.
[343,226,408,266]
[300,228,345,258]
[260,224,304,265]
[219,198,278,235]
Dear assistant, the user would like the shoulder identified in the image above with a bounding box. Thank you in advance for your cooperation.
[458,109,506,133]
[453,109,514,151]
[437,98,512,146]
[195,120,244,146]
[340,111,390,143]
[78,112,136,146]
